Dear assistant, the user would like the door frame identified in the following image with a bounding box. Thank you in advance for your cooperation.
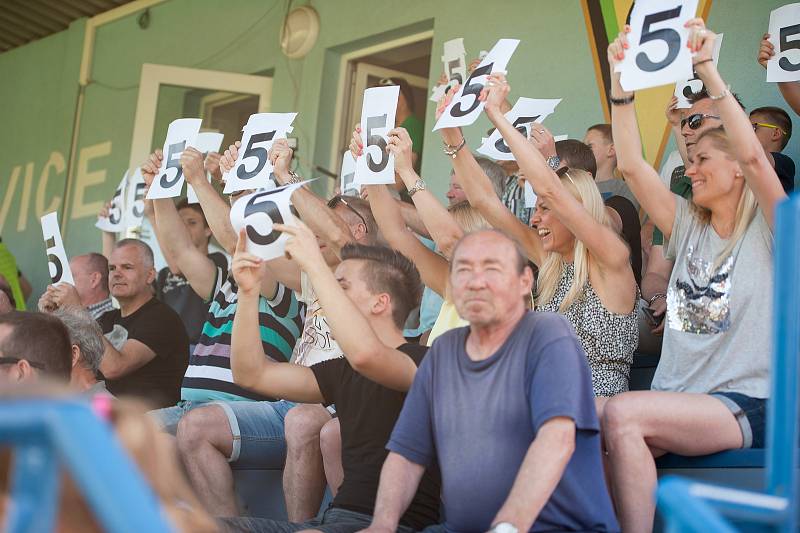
[328,30,433,179]
[128,63,272,170]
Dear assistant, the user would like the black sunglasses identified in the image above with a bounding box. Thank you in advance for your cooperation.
[0,357,46,370]
[681,113,721,130]
[327,195,369,233]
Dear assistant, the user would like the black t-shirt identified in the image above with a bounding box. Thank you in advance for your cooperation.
[773,151,795,193]
[311,344,440,529]
[605,195,642,287]
[98,297,189,408]
[156,251,228,344]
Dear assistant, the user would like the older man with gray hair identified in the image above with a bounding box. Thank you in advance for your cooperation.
[52,306,110,396]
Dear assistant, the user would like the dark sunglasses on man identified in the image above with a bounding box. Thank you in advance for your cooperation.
[327,195,369,233]
[680,113,721,130]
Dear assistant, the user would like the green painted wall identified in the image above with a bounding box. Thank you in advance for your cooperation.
[0,0,794,305]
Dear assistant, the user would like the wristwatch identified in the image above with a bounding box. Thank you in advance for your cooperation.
[489,523,518,533]
[546,155,561,170]
[285,169,302,184]
[407,178,426,197]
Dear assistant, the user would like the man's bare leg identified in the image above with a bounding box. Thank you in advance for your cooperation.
[283,404,331,521]
[176,405,238,516]
[320,417,343,496]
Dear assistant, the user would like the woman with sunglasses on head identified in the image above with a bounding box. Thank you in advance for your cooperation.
[434,77,639,401]
[605,21,787,532]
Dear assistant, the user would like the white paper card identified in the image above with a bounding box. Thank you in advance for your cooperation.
[146,118,202,199]
[223,113,297,193]
[96,171,128,233]
[340,150,359,195]
[123,168,147,229]
[524,181,537,209]
[354,86,399,186]
[674,33,723,108]
[767,3,800,82]
[430,84,448,103]
[616,0,699,92]
[477,97,562,161]
[443,38,467,86]
[229,181,308,261]
[187,132,225,203]
[434,38,520,131]
[41,212,74,286]
[554,134,569,141]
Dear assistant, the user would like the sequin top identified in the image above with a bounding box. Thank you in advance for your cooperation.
[537,263,639,396]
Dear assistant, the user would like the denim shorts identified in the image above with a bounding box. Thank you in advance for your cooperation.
[711,392,767,449]
[150,399,295,467]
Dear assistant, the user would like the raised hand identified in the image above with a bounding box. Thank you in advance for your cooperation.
[665,95,681,127]
[685,18,717,64]
[220,141,242,175]
[349,123,363,158]
[758,33,775,69]
[205,151,223,183]
[273,220,325,274]
[269,138,294,184]
[528,122,556,159]
[479,73,510,115]
[140,149,163,186]
[386,127,414,176]
[49,283,82,309]
[435,83,459,121]
[231,229,263,296]
[180,147,207,185]
[98,201,112,219]
[607,25,631,70]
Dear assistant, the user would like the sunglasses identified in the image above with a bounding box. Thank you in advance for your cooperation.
[555,166,577,187]
[752,122,787,136]
[680,113,721,130]
[0,357,46,370]
[327,195,369,233]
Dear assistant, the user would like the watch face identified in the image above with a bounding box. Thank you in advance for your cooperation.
[492,523,518,533]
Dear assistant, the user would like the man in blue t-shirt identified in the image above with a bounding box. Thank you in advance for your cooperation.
[366,230,619,533]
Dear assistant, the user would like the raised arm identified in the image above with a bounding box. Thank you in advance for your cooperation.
[365,183,449,298]
[691,21,787,228]
[277,221,419,392]
[608,27,677,239]
[229,231,323,403]
[483,75,631,273]
[666,96,690,167]
[141,150,218,299]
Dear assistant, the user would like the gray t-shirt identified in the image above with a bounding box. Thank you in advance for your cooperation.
[596,178,640,212]
[654,198,773,397]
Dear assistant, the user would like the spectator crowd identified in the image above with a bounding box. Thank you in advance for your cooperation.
[0,16,795,533]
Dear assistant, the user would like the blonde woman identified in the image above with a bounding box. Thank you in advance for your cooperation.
[435,78,639,398]
[603,21,786,532]
[350,127,490,345]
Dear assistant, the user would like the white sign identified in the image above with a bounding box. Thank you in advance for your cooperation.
[146,118,202,199]
[767,3,800,82]
[223,113,297,193]
[477,97,562,161]
[430,37,468,103]
[616,0,699,92]
[187,132,225,203]
[674,33,723,108]
[554,134,569,142]
[41,212,74,286]
[524,181,537,209]
[96,171,128,233]
[229,181,308,261]
[340,150,359,195]
[123,168,147,229]
[433,38,520,131]
[354,86,399,186]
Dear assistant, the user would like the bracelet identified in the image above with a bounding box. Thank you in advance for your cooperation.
[443,137,466,158]
[609,93,635,106]
[407,178,426,197]
[709,84,731,101]
[286,169,302,184]
[692,58,713,68]
[648,293,667,306]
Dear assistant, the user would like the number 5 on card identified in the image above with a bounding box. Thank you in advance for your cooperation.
[616,0,699,92]
[767,3,800,82]
[354,85,399,186]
